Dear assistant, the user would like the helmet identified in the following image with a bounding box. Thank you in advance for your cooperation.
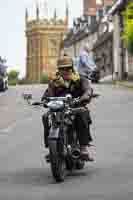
[57,56,73,69]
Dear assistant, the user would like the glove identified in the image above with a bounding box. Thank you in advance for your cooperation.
[54,76,65,87]
[80,96,91,104]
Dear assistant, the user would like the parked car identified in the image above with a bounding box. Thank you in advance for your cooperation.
[0,65,8,91]
[73,56,100,83]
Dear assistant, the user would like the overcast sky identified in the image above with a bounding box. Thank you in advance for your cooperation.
[0,0,83,77]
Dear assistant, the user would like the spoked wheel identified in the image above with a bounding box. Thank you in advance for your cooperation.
[65,156,73,171]
[49,142,66,182]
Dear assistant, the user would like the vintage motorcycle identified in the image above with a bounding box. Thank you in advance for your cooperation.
[24,93,98,182]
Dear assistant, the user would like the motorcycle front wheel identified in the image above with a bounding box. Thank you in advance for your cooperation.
[49,141,66,182]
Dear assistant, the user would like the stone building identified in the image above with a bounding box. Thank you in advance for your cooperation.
[63,0,114,78]
[93,29,113,78]
[109,0,133,80]
[25,5,68,82]
[63,0,114,71]
[63,19,98,58]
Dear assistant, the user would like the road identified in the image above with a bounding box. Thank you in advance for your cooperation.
[0,84,133,200]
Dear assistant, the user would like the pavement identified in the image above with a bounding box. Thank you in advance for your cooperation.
[0,84,133,200]
[114,81,133,89]
[99,75,133,89]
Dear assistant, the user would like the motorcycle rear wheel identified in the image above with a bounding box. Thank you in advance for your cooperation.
[76,160,85,170]
[65,157,73,171]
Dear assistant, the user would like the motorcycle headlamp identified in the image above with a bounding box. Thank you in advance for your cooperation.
[47,101,64,111]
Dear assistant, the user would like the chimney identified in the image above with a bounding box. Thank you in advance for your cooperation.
[83,0,97,16]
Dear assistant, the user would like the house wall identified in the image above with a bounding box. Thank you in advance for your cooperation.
[64,33,96,58]
[127,53,133,79]
[113,14,122,80]
[93,32,113,78]
[112,11,133,80]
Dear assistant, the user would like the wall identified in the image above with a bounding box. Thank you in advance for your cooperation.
[113,14,122,80]
[93,31,113,78]
[64,33,96,59]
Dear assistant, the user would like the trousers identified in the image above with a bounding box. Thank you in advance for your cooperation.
[42,108,93,147]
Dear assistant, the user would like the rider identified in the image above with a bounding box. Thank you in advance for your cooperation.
[41,55,94,161]
[78,44,94,78]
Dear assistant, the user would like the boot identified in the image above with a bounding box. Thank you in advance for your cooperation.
[80,145,94,161]
[45,154,50,163]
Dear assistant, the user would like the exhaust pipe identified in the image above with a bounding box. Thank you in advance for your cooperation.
[71,148,80,159]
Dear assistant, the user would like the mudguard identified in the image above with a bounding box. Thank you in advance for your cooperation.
[48,126,60,155]
[48,126,64,155]
[48,126,60,139]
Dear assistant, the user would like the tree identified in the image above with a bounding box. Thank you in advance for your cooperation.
[122,2,133,54]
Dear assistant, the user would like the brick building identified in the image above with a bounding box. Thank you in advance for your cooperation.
[83,0,113,16]
[83,0,113,24]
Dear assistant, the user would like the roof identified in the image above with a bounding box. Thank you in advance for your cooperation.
[108,0,128,15]
[64,23,99,47]
[93,31,113,49]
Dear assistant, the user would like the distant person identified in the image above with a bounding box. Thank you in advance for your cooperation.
[78,44,95,78]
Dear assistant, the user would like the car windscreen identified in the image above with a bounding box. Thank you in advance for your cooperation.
[0,64,7,76]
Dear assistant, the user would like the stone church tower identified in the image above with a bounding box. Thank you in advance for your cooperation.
[25,4,68,82]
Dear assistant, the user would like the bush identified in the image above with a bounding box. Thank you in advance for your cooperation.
[8,79,18,86]
[40,73,48,84]
[18,78,31,85]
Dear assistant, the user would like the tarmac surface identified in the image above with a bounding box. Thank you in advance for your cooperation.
[0,84,133,200]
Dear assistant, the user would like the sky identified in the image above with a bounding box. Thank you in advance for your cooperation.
[0,0,83,78]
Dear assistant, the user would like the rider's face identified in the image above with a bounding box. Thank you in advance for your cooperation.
[59,68,72,80]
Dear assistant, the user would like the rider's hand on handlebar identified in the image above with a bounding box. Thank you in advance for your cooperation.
[79,96,91,105]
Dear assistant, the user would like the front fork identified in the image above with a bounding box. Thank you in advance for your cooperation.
[48,125,66,157]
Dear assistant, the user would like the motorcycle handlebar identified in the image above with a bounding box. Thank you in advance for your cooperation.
[31,102,43,106]
[44,96,73,101]
[70,107,87,114]
[30,94,100,108]
[30,97,79,108]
